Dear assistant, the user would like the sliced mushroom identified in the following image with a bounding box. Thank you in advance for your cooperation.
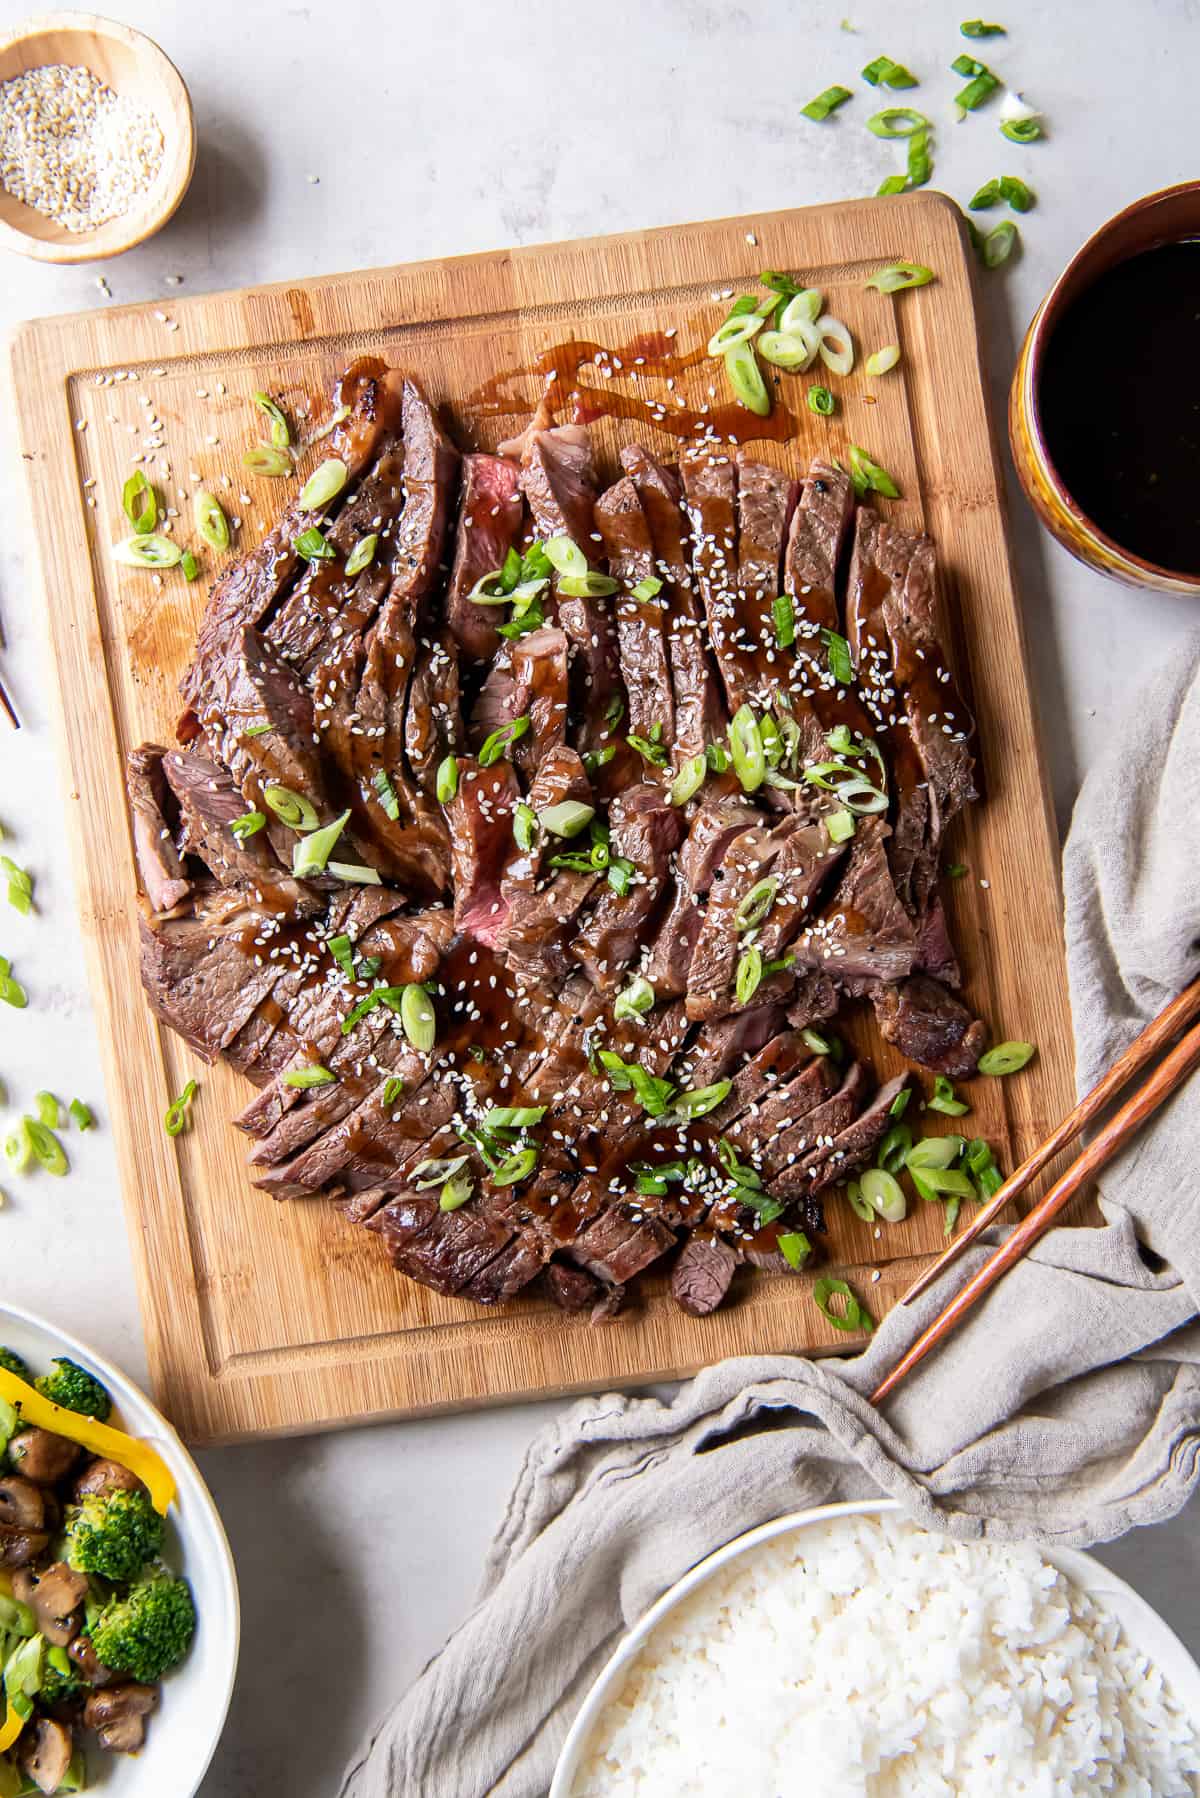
[0,1529,50,1569]
[12,1562,89,1647]
[72,1458,146,1502]
[7,1428,81,1486]
[17,1716,74,1795]
[0,1477,49,1568]
[68,1633,120,1689]
[83,1683,160,1753]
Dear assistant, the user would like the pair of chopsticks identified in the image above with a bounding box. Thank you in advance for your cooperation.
[870,976,1200,1405]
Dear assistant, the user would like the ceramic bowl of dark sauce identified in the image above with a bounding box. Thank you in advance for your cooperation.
[1010,181,1200,595]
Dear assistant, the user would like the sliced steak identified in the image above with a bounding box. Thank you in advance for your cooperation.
[161,748,284,888]
[595,475,675,748]
[544,1261,604,1312]
[404,632,463,795]
[446,453,524,662]
[680,449,744,711]
[498,747,599,980]
[768,1061,872,1193]
[871,974,986,1078]
[446,757,520,945]
[571,784,683,988]
[509,627,569,771]
[783,458,855,650]
[138,892,307,1060]
[565,1205,676,1287]
[671,1234,739,1315]
[792,818,917,985]
[807,1071,912,1195]
[734,456,798,703]
[126,746,191,915]
[686,818,801,1019]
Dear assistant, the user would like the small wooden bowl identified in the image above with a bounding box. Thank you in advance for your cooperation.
[1009,180,1200,597]
[0,10,195,264]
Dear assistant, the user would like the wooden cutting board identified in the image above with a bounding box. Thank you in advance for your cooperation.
[9,194,1079,1445]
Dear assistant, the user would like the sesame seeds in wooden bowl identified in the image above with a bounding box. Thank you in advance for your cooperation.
[0,11,195,264]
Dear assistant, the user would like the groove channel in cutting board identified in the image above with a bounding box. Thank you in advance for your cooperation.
[8,195,1080,1444]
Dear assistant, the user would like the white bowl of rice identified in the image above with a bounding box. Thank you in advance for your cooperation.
[552,1500,1200,1797]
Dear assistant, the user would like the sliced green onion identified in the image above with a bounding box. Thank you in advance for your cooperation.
[801,1028,832,1055]
[914,1164,975,1197]
[929,1074,970,1116]
[244,445,293,478]
[889,1087,912,1119]
[827,810,856,843]
[669,753,707,807]
[671,1080,731,1120]
[861,1167,907,1222]
[736,946,763,1006]
[705,742,730,773]
[264,786,320,831]
[735,875,778,931]
[866,261,935,293]
[68,1098,94,1131]
[801,84,853,121]
[866,106,929,137]
[163,1079,198,1136]
[2,859,32,915]
[122,470,157,534]
[866,345,901,377]
[807,384,836,416]
[982,220,1020,267]
[847,445,901,499]
[961,18,1005,34]
[772,593,796,649]
[24,1118,67,1175]
[483,1105,547,1131]
[382,1076,405,1107]
[978,1040,1035,1075]
[816,315,855,376]
[35,1091,59,1128]
[193,491,230,552]
[400,983,437,1053]
[557,571,618,601]
[970,179,1002,209]
[956,70,1000,110]
[778,1231,811,1270]
[294,526,334,562]
[1000,117,1043,143]
[252,390,291,448]
[440,1171,474,1211]
[877,174,909,196]
[999,175,1035,212]
[820,628,854,685]
[628,734,669,768]
[613,976,656,1022]
[113,534,182,569]
[813,1276,873,1334]
[847,1180,876,1222]
[707,312,765,357]
[492,1146,539,1187]
[877,1122,912,1173]
[327,860,381,885]
[779,289,824,332]
[538,801,595,839]
[757,330,818,371]
[512,801,538,852]
[604,694,626,730]
[283,1064,336,1090]
[436,755,458,804]
[606,859,635,896]
[0,962,28,1008]
[327,933,355,976]
[4,1120,32,1171]
[479,716,530,767]
[300,458,349,510]
[345,533,379,577]
[243,721,272,737]
[967,1137,1005,1198]
[907,1134,965,1170]
[862,55,918,88]
[906,125,933,188]
[729,704,766,792]
[181,550,200,582]
[411,1154,471,1190]
[724,339,771,417]
[631,577,664,604]
[292,808,351,877]
[543,536,588,579]
[952,52,985,76]
[373,770,401,822]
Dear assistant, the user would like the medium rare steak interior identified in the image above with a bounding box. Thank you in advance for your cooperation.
[128,356,984,1319]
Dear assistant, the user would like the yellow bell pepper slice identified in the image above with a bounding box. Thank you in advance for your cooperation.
[0,1698,24,1753]
[0,1370,175,1516]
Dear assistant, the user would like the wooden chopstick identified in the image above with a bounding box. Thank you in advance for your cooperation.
[898,977,1200,1310]
[0,676,17,729]
[871,1014,1200,1405]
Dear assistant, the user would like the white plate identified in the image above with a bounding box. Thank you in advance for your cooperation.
[0,1302,239,1796]
[551,1497,1200,1796]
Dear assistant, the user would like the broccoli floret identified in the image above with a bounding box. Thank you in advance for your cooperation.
[63,1489,163,1584]
[88,1574,195,1684]
[33,1359,110,1423]
[0,1348,30,1382]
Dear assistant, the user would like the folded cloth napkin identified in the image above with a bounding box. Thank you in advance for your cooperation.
[341,636,1200,1798]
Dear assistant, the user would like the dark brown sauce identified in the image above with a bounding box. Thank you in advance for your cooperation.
[1040,241,1200,572]
[466,334,799,447]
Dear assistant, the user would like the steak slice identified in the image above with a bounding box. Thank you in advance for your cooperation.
[680,449,743,711]
[404,632,463,795]
[161,749,284,888]
[677,1003,790,1094]
[871,974,986,1077]
[686,818,801,1019]
[734,456,798,703]
[138,891,308,1061]
[571,784,683,988]
[446,452,524,662]
[595,476,674,748]
[498,747,599,980]
[783,458,854,648]
[671,1235,739,1316]
[769,1061,872,1193]
[792,817,917,985]
[807,1071,912,1196]
[566,1206,676,1287]
[544,1261,604,1312]
[509,627,569,772]
[446,757,520,945]
[644,798,760,997]
[126,746,191,915]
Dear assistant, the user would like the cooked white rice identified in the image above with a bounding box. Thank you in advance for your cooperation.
[571,1513,1200,1796]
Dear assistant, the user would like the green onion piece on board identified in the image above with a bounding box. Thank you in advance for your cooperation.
[122,471,157,534]
[999,175,1035,211]
[735,875,778,931]
[801,84,853,121]
[440,1171,474,1211]
[252,391,291,448]
[4,1120,33,1172]
[613,976,656,1022]
[847,445,901,499]
[729,705,767,792]
[827,810,856,843]
[436,755,458,804]
[180,550,200,582]
[773,593,796,647]
[969,179,1002,208]
[68,1099,95,1131]
[724,339,771,417]
[372,770,401,822]
[801,1028,832,1055]
[1000,117,1043,143]
[890,1089,912,1123]
[866,107,930,137]
[961,18,1005,35]
[263,786,320,831]
[706,312,765,357]
[243,446,293,478]
[861,55,918,88]
[230,811,265,841]
[778,1231,811,1269]
[907,1134,965,1170]
[847,1180,876,1222]
[299,458,349,510]
[866,345,901,377]
[492,1146,539,1187]
[669,753,707,807]
[910,1165,975,1197]
[929,1074,970,1116]
[543,536,588,579]
[821,627,854,684]
[736,946,763,1006]
[193,491,231,552]
[24,1118,67,1175]
[35,1092,59,1129]
[757,330,818,371]
[982,220,1020,267]
[344,533,379,576]
[292,809,351,877]
[866,262,935,293]
[813,1276,873,1334]
[163,1079,198,1137]
[400,983,437,1053]
[978,1040,1035,1075]
[538,801,595,839]
[807,384,836,417]
[113,535,182,570]
[479,717,530,767]
[956,70,1000,110]
[877,1122,912,1173]
[946,861,967,878]
[861,1167,907,1222]
[294,526,334,562]
[282,1064,336,1089]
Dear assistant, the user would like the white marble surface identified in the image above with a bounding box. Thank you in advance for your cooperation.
[0,0,1198,1791]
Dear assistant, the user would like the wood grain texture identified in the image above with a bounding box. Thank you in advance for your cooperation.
[7,194,1081,1444]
